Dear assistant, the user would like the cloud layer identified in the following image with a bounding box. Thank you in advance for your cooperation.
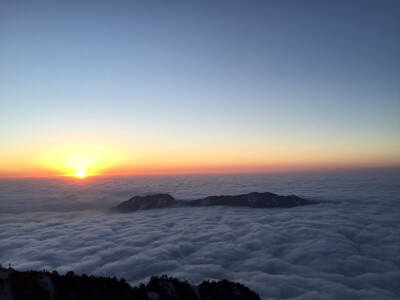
[1,172,400,299]
[1,202,399,299]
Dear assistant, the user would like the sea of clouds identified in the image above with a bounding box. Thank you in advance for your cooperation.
[1,171,400,299]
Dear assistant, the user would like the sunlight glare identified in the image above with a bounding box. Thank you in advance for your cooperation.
[36,143,131,177]
[76,171,86,178]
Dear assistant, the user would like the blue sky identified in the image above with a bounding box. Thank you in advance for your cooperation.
[0,1,399,175]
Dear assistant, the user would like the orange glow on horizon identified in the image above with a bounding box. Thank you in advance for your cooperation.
[0,139,399,178]
[34,143,132,177]
[0,161,399,178]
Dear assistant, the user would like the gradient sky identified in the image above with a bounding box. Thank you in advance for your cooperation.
[1,0,399,176]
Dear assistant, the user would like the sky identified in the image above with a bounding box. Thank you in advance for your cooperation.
[1,0,399,177]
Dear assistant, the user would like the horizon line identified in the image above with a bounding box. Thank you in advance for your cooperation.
[1,166,400,179]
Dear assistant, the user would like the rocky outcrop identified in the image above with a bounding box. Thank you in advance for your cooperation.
[111,192,313,213]
[189,192,309,208]
[111,194,177,213]
[0,267,260,300]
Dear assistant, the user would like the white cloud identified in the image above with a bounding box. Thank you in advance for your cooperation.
[1,200,400,299]
[1,173,399,299]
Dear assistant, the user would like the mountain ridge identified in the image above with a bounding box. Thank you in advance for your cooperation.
[111,191,314,213]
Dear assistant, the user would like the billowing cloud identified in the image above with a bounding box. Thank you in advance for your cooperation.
[0,202,399,299]
[1,173,399,299]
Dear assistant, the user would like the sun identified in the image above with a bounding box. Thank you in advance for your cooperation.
[37,143,131,178]
[76,171,86,178]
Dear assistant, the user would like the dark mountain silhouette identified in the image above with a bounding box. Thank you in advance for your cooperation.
[111,194,176,213]
[111,192,313,213]
[0,267,260,300]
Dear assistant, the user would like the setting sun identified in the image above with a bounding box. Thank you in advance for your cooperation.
[33,143,131,177]
[76,171,86,178]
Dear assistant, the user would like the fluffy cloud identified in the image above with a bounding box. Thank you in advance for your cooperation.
[0,202,399,299]
[1,173,399,299]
